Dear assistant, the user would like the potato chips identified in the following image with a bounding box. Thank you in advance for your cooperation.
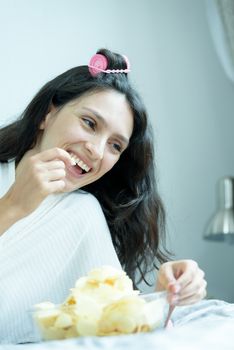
[33,266,167,340]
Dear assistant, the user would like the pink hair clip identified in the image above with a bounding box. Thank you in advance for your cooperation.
[88,53,130,77]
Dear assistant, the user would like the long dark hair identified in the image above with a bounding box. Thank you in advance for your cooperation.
[0,49,171,286]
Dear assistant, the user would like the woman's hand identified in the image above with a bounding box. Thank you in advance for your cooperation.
[155,259,207,306]
[4,147,73,217]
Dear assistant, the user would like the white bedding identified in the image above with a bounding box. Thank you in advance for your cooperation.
[1,299,234,350]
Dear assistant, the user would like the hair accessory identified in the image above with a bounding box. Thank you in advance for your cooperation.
[122,55,131,71]
[88,53,131,77]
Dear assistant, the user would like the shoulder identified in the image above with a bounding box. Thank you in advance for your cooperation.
[72,190,102,207]
[65,190,105,217]
[62,190,111,239]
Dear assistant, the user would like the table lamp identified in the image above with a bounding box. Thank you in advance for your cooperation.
[204,177,234,244]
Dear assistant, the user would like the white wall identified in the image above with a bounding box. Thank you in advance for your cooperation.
[143,0,234,302]
[0,0,233,301]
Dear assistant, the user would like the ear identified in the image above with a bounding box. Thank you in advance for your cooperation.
[39,104,56,130]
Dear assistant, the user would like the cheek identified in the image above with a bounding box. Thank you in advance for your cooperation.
[66,125,97,143]
[54,126,88,145]
[64,129,83,142]
[100,154,119,175]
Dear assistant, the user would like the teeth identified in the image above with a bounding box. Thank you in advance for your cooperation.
[69,152,91,172]
[70,157,76,166]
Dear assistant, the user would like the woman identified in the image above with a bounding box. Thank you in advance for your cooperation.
[0,49,206,343]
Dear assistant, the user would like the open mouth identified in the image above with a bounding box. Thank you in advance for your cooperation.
[67,150,92,175]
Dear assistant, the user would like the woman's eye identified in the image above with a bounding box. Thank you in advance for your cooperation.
[83,118,96,130]
[113,143,122,153]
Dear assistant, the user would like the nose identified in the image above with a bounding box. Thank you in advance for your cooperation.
[85,140,105,160]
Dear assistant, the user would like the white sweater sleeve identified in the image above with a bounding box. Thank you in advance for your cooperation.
[48,192,123,301]
[72,193,122,272]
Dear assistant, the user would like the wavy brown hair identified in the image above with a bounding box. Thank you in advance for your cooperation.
[0,48,171,286]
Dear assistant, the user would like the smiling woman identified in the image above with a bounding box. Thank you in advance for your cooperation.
[0,48,206,344]
[34,90,133,193]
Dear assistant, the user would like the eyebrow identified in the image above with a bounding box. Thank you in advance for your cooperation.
[81,107,130,146]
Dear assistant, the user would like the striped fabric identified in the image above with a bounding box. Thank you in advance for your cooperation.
[0,160,15,198]
[0,161,121,344]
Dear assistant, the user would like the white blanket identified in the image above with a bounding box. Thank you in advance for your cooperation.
[1,299,233,350]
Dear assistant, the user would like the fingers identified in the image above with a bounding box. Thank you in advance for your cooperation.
[172,270,207,306]
[29,148,71,185]
[175,260,198,289]
[46,168,66,181]
[35,158,67,194]
[23,149,70,196]
[33,147,73,167]
[176,283,207,306]
[47,179,66,193]
[9,148,73,216]
[177,269,206,300]
[156,262,178,290]
[156,260,207,307]
[29,154,67,186]
[157,260,193,293]
[46,160,66,170]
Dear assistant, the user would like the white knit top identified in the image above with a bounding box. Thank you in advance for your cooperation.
[0,160,121,344]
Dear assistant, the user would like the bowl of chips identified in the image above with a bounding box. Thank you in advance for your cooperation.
[32,266,169,341]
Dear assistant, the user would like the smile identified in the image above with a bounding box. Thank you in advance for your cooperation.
[68,151,91,174]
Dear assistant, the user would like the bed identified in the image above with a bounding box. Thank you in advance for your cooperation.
[1,299,234,350]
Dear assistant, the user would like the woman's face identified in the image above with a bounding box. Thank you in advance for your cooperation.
[36,89,134,192]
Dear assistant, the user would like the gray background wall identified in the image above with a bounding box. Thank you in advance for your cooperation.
[0,0,233,301]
